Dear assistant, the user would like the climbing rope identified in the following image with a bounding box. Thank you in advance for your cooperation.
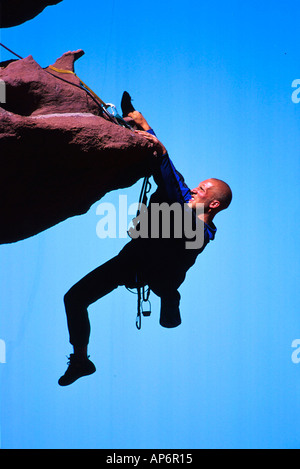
[0,42,23,60]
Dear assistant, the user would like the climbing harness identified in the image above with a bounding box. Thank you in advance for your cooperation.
[1,42,153,330]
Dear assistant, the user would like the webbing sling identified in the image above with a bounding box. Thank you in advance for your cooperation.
[46,65,133,131]
[48,65,109,109]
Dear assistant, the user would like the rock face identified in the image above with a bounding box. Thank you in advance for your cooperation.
[0,51,159,244]
[0,0,63,28]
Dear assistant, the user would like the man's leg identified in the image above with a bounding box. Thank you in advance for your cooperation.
[64,256,123,349]
[121,92,168,155]
[59,255,128,386]
[121,91,153,131]
[128,110,152,132]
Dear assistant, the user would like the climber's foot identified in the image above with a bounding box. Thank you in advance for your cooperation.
[58,354,96,386]
[121,91,135,117]
[121,91,152,131]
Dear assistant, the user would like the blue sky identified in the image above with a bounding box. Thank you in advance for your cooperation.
[0,0,300,449]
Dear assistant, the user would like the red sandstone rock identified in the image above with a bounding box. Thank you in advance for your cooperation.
[1,51,102,117]
[0,51,160,244]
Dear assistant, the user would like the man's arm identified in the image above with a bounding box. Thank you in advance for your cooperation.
[136,130,191,205]
[155,153,191,204]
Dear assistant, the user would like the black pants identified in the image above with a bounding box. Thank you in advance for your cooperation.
[64,240,183,347]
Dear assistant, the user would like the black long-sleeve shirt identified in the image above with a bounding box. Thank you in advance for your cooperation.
[124,130,217,327]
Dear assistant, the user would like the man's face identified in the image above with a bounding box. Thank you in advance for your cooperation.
[188,180,216,211]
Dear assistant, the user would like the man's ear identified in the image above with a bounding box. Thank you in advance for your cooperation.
[209,200,221,210]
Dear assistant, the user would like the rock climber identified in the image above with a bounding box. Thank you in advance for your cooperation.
[58,92,233,386]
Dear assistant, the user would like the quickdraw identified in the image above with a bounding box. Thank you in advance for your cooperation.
[136,285,151,331]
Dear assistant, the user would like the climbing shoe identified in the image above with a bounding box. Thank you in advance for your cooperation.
[121,91,135,117]
[58,354,96,386]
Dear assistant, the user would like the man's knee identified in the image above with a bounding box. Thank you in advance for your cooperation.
[64,285,83,309]
[64,289,74,309]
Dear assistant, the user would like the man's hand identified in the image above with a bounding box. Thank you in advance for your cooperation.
[135,130,167,156]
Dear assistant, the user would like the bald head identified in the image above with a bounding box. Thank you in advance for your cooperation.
[189,178,232,218]
[208,178,233,211]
